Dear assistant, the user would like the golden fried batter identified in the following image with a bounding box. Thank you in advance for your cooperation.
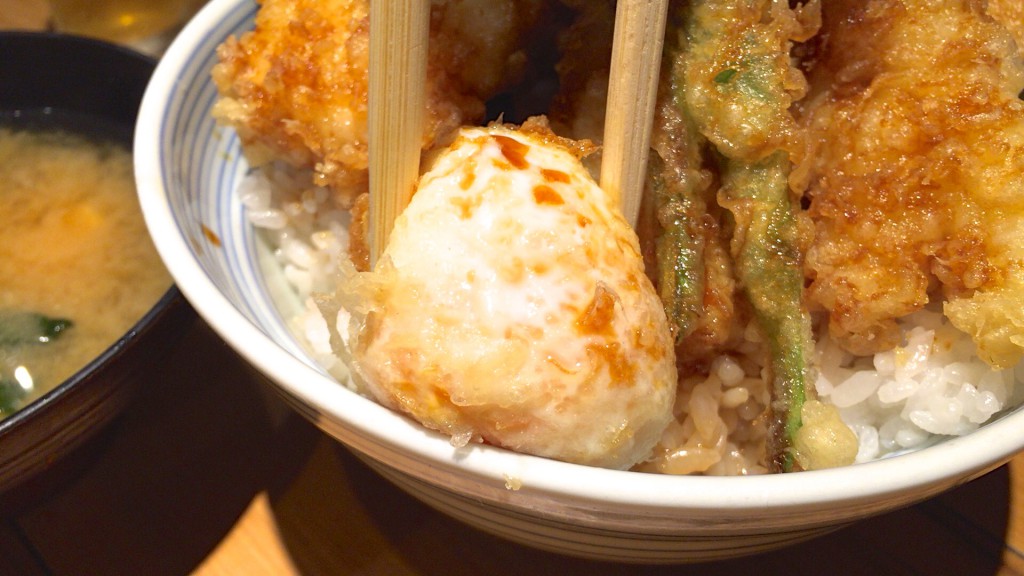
[680,0,818,163]
[212,0,544,206]
[798,0,1024,367]
[988,0,1024,59]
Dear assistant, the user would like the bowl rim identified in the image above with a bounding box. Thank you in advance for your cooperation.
[135,0,1024,514]
[0,29,157,60]
[0,31,178,436]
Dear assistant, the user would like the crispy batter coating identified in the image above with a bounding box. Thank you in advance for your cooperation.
[798,0,1024,367]
[212,0,544,206]
[335,124,676,469]
[988,0,1024,58]
[681,0,818,163]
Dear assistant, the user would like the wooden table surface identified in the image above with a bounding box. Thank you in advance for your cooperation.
[5,2,1024,574]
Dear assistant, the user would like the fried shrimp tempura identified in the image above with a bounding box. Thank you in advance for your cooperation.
[212,0,544,206]
[798,0,1024,367]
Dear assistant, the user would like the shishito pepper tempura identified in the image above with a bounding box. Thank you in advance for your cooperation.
[213,0,1024,474]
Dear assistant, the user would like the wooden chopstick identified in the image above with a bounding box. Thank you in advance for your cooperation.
[368,0,431,268]
[600,0,670,228]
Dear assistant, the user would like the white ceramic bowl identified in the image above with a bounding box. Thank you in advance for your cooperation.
[135,0,1024,563]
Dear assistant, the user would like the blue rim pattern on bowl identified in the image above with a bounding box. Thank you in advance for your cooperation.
[149,0,315,365]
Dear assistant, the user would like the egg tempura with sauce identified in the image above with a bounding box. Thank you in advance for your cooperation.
[328,120,677,469]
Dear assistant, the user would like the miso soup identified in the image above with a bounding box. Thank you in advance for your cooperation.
[0,127,171,418]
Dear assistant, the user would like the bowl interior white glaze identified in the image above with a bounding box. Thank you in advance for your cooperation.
[135,0,1024,562]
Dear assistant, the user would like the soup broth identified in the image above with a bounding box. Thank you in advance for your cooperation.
[0,127,171,418]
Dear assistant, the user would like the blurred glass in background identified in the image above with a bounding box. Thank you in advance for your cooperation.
[49,0,202,55]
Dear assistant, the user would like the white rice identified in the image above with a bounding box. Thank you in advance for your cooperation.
[240,167,348,377]
[240,167,1023,473]
[815,307,1023,463]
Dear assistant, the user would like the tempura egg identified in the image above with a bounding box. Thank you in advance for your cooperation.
[337,121,677,469]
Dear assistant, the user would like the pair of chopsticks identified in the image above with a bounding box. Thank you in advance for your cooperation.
[368,0,670,266]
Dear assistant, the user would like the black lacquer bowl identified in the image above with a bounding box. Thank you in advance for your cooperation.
[0,32,194,511]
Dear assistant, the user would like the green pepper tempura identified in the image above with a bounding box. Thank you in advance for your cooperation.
[665,0,855,471]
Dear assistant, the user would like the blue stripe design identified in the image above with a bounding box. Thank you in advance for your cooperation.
[156,0,324,369]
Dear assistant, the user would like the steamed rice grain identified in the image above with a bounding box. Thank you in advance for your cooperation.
[815,308,1021,464]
